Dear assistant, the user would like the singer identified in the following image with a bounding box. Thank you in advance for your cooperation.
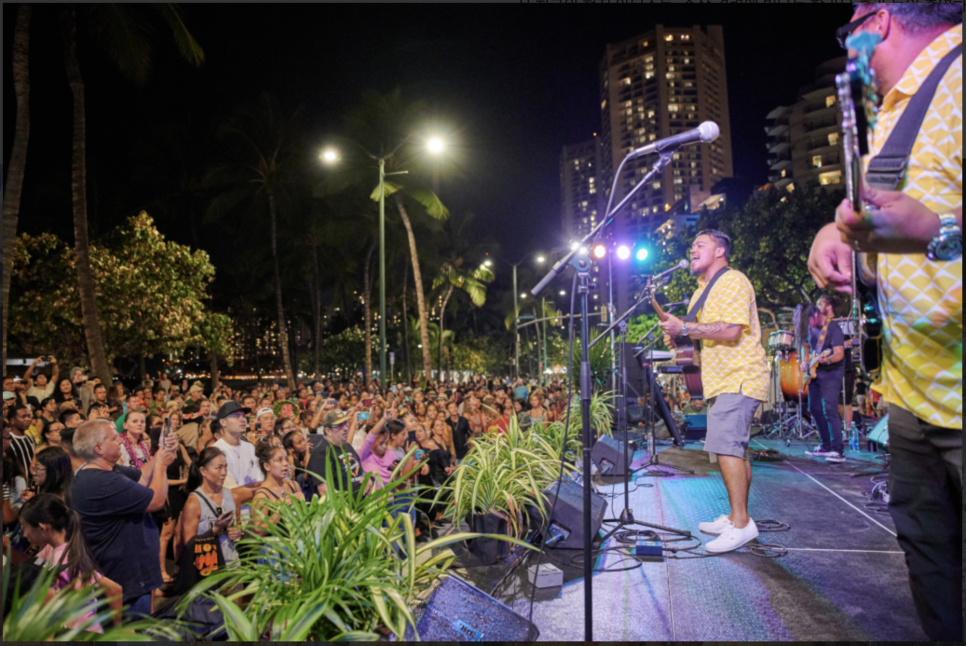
[658,230,769,553]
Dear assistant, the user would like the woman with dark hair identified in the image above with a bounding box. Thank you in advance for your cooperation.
[53,378,81,410]
[39,396,59,434]
[250,442,304,536]
[180,447,240,565]
[282,429,308,479]
[20,493,123,631]
[40,421,64,448]
[24,445,73,506]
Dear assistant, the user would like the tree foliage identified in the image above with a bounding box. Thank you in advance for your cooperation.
[9,212,232,365]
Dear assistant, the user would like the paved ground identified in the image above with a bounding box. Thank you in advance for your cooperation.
[448,433,928,642]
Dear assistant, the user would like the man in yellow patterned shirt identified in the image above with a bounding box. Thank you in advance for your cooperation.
[808,4,961,640]
[660,230,768,554]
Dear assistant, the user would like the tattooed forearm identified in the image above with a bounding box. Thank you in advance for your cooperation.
[689,321,743,341]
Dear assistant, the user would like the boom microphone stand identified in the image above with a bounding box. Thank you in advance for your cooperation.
[530,143,686,643]
[590,308,692,543]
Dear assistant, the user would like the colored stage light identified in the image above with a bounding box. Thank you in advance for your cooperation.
[636,248,649,261]
[616,244,631,260]
[591,243,607,259]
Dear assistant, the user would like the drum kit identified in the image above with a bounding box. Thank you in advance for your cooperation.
[762,325,816,443]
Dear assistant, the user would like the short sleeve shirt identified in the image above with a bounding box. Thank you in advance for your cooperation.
[213,438,262,487]
[809,322,845,373]
[72,465,160,602]
[688,269,769,402]
[306,438,364,495]
[866,25,962,429]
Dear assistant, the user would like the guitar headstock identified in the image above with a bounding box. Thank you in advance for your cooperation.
[845,31,881,133]
[836,31,881,217]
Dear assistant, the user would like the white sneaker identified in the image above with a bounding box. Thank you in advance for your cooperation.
[698,514,732,535]
[705,519,759,554]
[805,447,836,457]
[824,452,846,463]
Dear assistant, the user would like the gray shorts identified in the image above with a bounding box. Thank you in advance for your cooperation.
[705,391,761,459]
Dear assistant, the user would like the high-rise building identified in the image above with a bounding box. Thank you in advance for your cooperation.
[765,57,848,192]
[561,136,605,242]
[598,24,733,314]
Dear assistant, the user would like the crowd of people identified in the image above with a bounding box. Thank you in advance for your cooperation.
[3,363,571,628]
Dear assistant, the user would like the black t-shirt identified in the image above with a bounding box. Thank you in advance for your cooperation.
[809,322,845,373]
[306,438,364,495]
[72,465,161,602]
[445,416,472,460]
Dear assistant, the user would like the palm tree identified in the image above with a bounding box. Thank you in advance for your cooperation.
[205,93,303,387]
[61,4,203,385]
[323,89,451,379]
[1,4,31,374]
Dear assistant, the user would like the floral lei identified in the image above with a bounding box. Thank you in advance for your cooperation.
[119,432,153,469]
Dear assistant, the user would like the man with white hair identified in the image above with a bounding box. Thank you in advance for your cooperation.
[71,418,177,619]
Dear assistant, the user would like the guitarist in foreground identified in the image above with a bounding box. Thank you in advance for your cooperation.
[658,230,768,554]
[807,4,961,640]
[797,298,846,463]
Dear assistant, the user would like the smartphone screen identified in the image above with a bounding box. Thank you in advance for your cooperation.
[357,412,369,421]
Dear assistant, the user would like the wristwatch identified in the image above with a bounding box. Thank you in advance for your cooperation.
[927,212,962,261]
[679,322,690,338]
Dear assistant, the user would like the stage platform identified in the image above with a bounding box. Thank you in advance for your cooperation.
[446,434,928,641]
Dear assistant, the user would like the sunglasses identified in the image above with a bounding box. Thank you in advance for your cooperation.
[836,11,876,50]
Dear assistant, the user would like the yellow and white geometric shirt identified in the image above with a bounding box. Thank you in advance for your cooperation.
[866,24,962,429]
[689,269,770,402]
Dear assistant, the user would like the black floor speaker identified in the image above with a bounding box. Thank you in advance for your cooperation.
[591,434,635,476]
[542,478,607,550]
[403,573,539,640]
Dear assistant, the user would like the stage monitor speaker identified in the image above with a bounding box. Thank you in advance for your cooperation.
[403,573,539,641]
[591,434,635,476]
[542,478,607,551]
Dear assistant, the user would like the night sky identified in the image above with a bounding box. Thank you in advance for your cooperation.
[4,4,846,261]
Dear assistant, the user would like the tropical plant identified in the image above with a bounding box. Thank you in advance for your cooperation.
[569,338,615,393]
[322,88,453,378]
[2,547,181,641]
[181,465,531,640]
[563,390,616,438]
[439,418,574,539]
[61,3,204,386]
[1,4,31,376]
[8,213,233,368]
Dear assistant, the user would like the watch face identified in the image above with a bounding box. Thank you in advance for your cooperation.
[936,236,962,261]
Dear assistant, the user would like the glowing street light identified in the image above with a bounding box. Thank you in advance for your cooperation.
[427,137,445,154]
[483,260,492,267]
[320,149,339,163]
[536,255,546,263]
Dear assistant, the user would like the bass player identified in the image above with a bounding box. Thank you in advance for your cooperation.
[659,230,769,554]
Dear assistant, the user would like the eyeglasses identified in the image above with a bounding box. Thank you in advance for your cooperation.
[836,11,876,50]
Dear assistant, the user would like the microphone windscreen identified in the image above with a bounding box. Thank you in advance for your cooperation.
[698,121,720,143]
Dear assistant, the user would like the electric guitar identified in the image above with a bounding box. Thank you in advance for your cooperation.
[802,349,833,387]
[646,279,704,398]
[836,31,883,376]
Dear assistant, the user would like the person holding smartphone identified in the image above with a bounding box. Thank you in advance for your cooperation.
[180,447,241,565]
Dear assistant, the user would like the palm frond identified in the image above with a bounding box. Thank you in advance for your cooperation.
[154,4,205,65]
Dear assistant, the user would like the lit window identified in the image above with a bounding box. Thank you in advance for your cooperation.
[666,73,677,80]
[647,110,655,118]
[601,100,607,109]
[828,132,839,146]
[669,105,679,112]
[645,71,654,80]
[681,34,690,41]
[826,95,835,108]
[819,170,842,185]
[780,169,787,178]
[812,155,822,169]
[665,34,674,42]
[668,65,676,72]
[652,181,661,189]
[622,78,632,86]
[643,41,649,48]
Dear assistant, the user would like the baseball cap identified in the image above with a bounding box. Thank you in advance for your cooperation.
[321,410,352,429]
[255,407,275,419]
[3,391,15,401]
[214,400,251,420]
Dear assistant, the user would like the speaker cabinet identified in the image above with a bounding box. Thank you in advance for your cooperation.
[403,573,539,640]
[591,434,635,476]
[542,479,607,550]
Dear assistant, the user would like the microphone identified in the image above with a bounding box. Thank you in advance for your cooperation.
[629,121,719,158]
[650,259,689,283]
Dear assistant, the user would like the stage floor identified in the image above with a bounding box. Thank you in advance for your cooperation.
[447,433,929,641]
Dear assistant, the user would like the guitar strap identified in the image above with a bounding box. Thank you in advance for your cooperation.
[815,321,830,354]
[865,46,962,190]
[685,266,731,323]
